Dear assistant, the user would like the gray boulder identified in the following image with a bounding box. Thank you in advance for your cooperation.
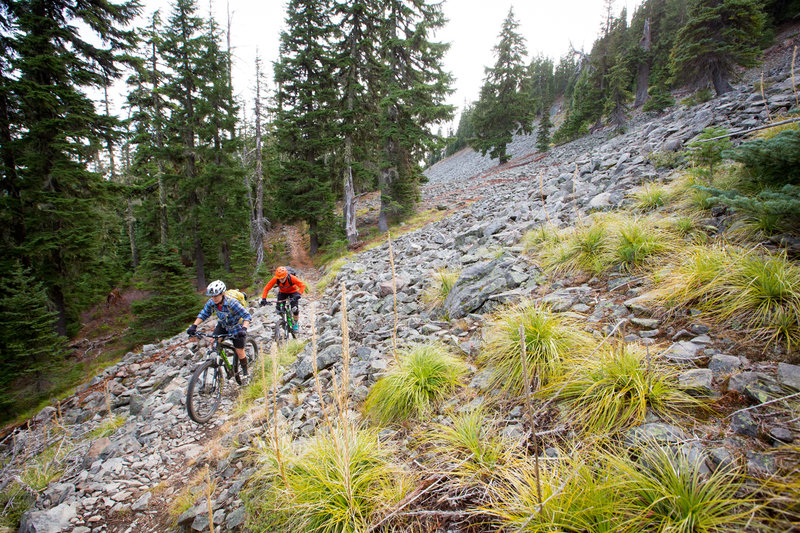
[19,503,77,533]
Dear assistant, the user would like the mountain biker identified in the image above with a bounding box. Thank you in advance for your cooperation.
[260,266,306,332]
[187,280,252,381]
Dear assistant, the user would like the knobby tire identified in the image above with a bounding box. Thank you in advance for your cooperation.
[233,336,259,385]
[186,359,223,424]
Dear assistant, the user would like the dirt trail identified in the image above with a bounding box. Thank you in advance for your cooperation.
[283,224,319,283]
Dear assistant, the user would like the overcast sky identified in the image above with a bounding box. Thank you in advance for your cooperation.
[130,0,641,127]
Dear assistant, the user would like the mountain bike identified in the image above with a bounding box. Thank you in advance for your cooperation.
[266,299,298,347]
[185,331,257,424]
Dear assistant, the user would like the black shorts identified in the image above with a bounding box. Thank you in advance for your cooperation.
[213,323,245,349]
[277,291,301,313]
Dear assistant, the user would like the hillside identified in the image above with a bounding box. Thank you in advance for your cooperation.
[3,36,800,533]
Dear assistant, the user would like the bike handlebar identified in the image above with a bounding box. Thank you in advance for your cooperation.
[189,331,235,339]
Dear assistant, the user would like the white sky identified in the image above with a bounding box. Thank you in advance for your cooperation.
[126,0,641,128]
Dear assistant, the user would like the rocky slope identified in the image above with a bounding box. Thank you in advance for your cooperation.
[4,39,800,533]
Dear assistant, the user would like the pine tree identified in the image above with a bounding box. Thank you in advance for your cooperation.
[670,0,766,96]
[0,262,68,400]
[376,0,453,231]
[130,247,202,343]
[470,8,530,164]
[273,0,339,254]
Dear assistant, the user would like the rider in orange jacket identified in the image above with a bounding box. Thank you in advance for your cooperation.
[260,266,306,331]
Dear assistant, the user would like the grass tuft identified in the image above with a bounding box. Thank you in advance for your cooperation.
[546,343,702,434]
[632,182,668,211]
[648,246,800,351]
[363,343,466,424]
[421,267,460,310]
[479,300,594,394]
[614,444,751,532]
[489,448,630,532]
[245,427,402,533]
[430,409,512,478]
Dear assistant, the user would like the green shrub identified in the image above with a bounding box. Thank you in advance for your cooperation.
[723,129,800,186]
[480,300,593,394]
[363,343,466,424]
[647,151,686,170]
[687,127,732,180]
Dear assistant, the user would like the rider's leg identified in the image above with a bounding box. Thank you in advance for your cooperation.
[290,294,301,329]
[233,336,248,377]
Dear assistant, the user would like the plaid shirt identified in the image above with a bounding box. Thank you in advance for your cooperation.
[196,295,251,336]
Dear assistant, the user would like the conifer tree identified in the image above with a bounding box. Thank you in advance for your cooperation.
[376,0,453,231]
[536,111,552,152]
[670,0,766,95]
[0,262,68,398]
[273,0,338,253]
[160,0,212,286]
[1,0,139,335]
[196,16,248,276]
[332,0,383,245]
[470,8,530,164]
[131,247,202,343]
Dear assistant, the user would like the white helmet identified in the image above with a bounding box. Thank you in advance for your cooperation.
[206,280,226,296]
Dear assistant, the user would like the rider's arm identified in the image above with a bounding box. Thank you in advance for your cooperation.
[261,276,277,299]
[195,299,214,324]
[292,275,306,294]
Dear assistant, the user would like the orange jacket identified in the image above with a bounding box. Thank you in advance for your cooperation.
[262,273,306,297]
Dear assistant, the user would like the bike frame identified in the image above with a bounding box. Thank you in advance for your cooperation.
[196,332,238,375]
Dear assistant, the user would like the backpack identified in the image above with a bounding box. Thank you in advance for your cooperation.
[225,289,248,307]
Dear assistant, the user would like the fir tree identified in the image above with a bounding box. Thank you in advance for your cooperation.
[273,0,339,254]
[376,0,453,231]
[1,0,139,335]
[131,247,202,343]
[670,0,766,95]
[536,111,552,152]
[0,262,68,401]
[160,0,213,286]
[332,0,384,245]
[723,129,800,186]
[470,8,530,164]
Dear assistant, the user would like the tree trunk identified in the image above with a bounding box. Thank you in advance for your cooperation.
[634,18,651,108]
[710,62,732,96]
[343,135,357,244]
[252,54,268,267]
[151,19,169,247]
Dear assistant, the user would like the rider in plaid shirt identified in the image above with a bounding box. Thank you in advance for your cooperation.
[187,280,252,379]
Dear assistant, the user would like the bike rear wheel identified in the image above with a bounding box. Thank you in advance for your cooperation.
[233,337,259,385]
[186,359,223,423]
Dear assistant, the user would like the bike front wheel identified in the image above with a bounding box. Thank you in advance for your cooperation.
[186,359,223,424]
[273,320,288,348]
